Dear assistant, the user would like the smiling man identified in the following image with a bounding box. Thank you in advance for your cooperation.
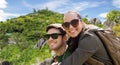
[45,23,71,65]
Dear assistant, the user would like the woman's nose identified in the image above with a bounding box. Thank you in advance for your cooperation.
[69,24,74,29]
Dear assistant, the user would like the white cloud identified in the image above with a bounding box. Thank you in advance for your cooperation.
[98,12,108,22]
[112,0,120,8]
[0,0,22,21]
[23,0,69,11]
[0,10,21,21]
[0,0,7,8]
[99,12,108,18]
[23,0,105,13]
[63,1,105,12]
[41,0,68,10]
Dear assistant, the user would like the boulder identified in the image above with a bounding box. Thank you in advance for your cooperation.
[89,18,101,25]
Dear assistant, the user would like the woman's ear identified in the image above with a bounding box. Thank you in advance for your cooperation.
[81,20,85,28]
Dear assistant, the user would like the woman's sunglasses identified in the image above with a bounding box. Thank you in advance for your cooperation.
[44,33,63,40]
[62,19,79,30]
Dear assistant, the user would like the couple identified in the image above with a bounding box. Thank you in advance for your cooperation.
[45,11,113,65]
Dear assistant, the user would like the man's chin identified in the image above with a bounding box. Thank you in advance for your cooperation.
[50,47,56,50]
[71,34,78,38]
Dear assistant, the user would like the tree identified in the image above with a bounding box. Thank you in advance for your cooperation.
[82,15,89,24]
[106,10,120,23]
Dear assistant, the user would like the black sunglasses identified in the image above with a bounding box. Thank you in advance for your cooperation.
[62,19,79,30]
[44,33,63,39]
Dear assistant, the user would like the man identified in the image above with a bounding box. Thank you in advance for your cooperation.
[60,11,113,65]
[45,23,71,65]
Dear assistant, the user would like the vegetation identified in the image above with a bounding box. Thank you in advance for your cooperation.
[0,9,63,65]
[107,10,120,23]
[0,9,119,65]
[112,24,120,36]
[106,10,120,36]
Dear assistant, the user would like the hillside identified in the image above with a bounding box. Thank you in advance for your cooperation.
[0,9,63,65]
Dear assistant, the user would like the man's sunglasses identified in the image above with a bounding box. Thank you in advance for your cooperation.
[44,33,63,39]
[62,19,79,30]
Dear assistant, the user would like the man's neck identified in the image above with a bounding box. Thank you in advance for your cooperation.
[54,44,68,56]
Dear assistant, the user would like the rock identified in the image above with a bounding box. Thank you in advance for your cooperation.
[89,18,101,25]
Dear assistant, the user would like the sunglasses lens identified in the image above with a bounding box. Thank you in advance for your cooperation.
[62,22,70,29]
[45,33,62,39]
[71,19,79,27]
[62,19,79,29]
[44,35,50,39]
[51,34,58,39]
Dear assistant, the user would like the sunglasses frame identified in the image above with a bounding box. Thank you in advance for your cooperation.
[45,33,63,40]
[62,19,80,30]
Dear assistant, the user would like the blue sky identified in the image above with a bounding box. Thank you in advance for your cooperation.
[0,0,120,22]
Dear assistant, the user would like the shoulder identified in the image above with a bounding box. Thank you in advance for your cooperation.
[80,29,101,43]
[79,29,95,40]
[78,29,102,50]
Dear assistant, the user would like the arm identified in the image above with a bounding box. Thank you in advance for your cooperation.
[60,35,101,65]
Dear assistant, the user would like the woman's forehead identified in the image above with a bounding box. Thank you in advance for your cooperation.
[64,13,78,22]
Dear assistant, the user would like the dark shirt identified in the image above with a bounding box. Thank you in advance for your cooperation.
[60,29,113,65]
[67,30,83,53]
[55,49,71,62]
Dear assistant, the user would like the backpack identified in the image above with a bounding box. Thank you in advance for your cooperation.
[88,29,120,65]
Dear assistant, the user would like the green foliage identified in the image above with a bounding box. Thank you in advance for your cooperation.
[82,15,90,24]
[82,18,89,24]
[0,33,8,49]
[112,24,120,36]
[96,24,104,28]
[107,10,120,23]
[0,9,62,65]
[0,44,51,65]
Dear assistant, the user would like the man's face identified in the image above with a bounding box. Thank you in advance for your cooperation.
[47,28,63,50]
[63,13,83,38]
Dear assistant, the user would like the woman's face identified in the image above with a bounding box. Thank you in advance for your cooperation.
[63,13,83,38]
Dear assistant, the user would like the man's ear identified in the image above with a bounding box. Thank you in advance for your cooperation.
[63,34,69,42]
